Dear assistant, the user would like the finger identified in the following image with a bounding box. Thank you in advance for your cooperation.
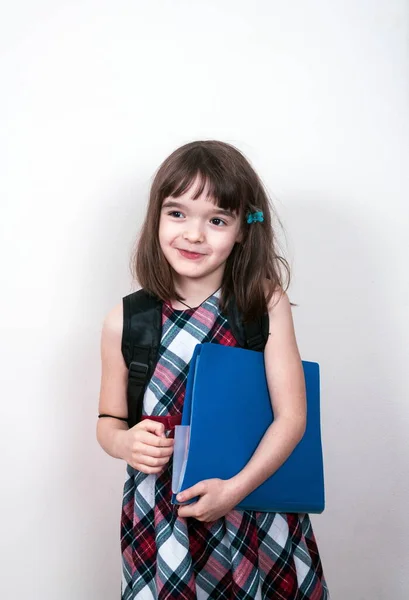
[176,481,206,503]
[134,454,170,468]
[139,431,174,448]
[138,419,166,437]
[177,502,199,519]
[139,444,174,459]
[133,463,164,475]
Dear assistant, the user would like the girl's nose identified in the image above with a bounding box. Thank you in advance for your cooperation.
[182,223,205,243]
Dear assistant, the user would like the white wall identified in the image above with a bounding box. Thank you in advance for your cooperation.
[1,1,408,598]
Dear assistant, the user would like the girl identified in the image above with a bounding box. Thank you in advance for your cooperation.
[97,140,329,599]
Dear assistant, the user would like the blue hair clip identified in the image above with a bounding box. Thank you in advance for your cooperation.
[246,211,264,224]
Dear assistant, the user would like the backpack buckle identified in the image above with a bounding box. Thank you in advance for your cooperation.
[246,334,265,352]
[129,361,149,383]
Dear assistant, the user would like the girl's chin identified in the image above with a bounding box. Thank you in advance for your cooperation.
[172,265,208,278]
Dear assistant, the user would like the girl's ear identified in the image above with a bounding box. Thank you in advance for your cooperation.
[234,212,245,243]
[235,227,244,244]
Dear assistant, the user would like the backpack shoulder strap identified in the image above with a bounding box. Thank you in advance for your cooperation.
[225,297,269,352]
[243,316,269,352]
[122,289,162,427]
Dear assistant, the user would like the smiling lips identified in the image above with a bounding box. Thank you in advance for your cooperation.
[177,249,206,260]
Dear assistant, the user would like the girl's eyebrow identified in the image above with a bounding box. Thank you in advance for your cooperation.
[162,200,236,218]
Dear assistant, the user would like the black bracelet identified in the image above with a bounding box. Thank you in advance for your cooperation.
[98,413,128,423]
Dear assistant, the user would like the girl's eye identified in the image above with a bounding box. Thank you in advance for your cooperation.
[168,211,184,218]
[210,218,227,227]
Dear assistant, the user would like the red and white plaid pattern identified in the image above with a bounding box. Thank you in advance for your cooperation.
[120,292,329,599]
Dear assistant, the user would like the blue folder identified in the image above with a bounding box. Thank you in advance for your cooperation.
[171,343,325,513]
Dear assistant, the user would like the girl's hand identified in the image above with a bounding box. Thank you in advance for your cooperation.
[119,420,174,474]
[176,479,241,522]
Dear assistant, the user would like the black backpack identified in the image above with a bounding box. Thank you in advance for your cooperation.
[121,289,269,428]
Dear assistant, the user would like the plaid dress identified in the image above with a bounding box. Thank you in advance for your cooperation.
[121,291,329,599]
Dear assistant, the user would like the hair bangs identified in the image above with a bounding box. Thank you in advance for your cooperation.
[159,164,246,216]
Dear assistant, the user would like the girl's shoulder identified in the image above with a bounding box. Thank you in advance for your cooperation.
[100,302,128,371]
[262,281,298,360]
[263,281,289,316]
[101,302,123,341]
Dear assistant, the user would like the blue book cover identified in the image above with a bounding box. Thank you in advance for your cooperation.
[172,343,325,513]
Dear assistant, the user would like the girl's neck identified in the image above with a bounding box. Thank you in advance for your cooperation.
[172,273,223,310]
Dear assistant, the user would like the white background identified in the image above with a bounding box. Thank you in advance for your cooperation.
[1,1,408,598]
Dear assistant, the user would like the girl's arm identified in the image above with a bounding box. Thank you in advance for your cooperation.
[97,303,130,459]
[177,287,306,519]
[227,287,306,502]
[97,303,174,472]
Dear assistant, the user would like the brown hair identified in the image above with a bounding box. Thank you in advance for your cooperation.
[132,140,290,320]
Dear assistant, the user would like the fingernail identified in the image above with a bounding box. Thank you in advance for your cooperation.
[177,494,183,501]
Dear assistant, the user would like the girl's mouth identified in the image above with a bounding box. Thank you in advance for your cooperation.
[177,249,206,260]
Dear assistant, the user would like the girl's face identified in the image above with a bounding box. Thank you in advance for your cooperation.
[158,180,243,287]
